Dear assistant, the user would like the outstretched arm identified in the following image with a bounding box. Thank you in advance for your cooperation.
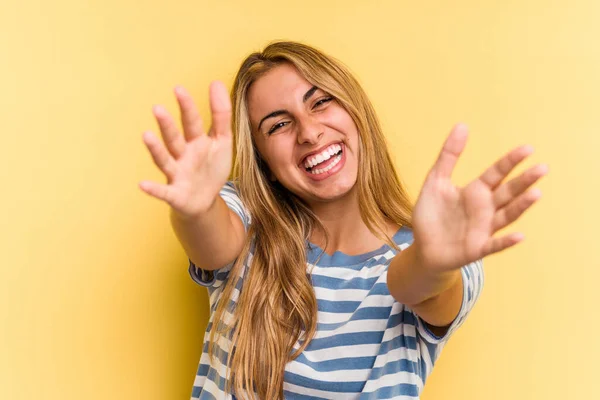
[140,82,246,271]
[387,123,548,328]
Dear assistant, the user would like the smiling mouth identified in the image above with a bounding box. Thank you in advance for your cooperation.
[304,146,344,174]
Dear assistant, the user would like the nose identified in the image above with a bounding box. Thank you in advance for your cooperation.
[296,116,324,145]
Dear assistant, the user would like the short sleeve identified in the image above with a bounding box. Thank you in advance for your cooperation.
[412,259,484,373]
[217,181,252,232]
[188,181,251,288]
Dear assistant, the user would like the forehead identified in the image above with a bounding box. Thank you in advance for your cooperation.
[247,64,313,124]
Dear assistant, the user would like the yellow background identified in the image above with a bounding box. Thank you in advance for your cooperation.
[1,0,598,399]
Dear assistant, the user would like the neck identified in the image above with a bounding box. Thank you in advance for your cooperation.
[307,186,399,256]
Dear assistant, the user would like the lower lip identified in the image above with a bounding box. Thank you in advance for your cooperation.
[301,145,346,181]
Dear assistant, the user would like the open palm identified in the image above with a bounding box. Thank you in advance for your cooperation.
[139,82,233,217]
[412,124,548,272]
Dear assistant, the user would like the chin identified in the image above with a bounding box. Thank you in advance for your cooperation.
[277,166,358,203]
[304,177,358,203]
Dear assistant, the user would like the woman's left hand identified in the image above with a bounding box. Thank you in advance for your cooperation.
[411,123,548,273]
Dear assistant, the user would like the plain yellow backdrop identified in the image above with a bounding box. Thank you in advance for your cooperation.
[1,0,598,399]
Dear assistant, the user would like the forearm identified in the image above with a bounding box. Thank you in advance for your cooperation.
[170,196,245,271]
[387,243,463,327]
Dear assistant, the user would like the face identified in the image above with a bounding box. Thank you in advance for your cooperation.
[247,63,360,206]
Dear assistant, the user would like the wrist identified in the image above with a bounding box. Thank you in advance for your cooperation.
[391,242,461,305]
[170,196,219,222]
[408,241,448,278]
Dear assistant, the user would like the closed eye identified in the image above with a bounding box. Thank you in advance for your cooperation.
[268,121,290,135]
[267,97,332,134]
[313,97,333,109]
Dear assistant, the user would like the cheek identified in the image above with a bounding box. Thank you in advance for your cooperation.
[342,116,360,146]
[327,107,359,138]
[262,139,296,174]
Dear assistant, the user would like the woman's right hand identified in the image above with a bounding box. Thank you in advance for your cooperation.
[139,81,233,218]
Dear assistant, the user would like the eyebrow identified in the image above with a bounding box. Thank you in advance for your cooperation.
[257,86,319,132]
[303,86,319,102]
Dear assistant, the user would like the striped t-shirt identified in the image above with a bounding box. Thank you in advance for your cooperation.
[188,181,484,399]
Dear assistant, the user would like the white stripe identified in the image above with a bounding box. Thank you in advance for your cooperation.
[361,369,423,392]
[198,377,228,399]
[313,318,392,339]
[381,323,417,342]
[317,310,353,324]
[313,286,371,302]
[193,371,206,387]
[355,294,395,308]
[191,187,485,399]
[417,335,434,376]
[371,346,420,368]
[363,394,421,400]
[286,359,372,381]
[283,381,358,399]
[310,262,390,280]
[301,343,382,362]
[315,294,396,311]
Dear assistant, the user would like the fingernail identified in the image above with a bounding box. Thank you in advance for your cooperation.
[538,164,549,175]
[523,145,534,154]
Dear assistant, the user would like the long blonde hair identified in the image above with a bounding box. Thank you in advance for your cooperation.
[208,41,414,399]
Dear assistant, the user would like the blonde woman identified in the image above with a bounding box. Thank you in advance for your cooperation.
[140,41,547,399]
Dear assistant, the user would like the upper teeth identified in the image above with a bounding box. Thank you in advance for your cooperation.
[303,144,342,169]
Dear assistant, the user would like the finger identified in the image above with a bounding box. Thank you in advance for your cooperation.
[174,86,205,141]
[142,131,177,180]
[138,180,175,205]
[479,145,534,190]
[493,164,548,209]
[208,81,232,138]
[481,232,525,257]
[492,188,542,232]
[152,105,186,159]
[431,123,469,180]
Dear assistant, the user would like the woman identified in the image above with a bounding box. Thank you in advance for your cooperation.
[139,41,547,399]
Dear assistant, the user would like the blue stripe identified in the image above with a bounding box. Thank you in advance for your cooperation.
[284,371,365,393]
[283,390,329,400]
[192,385,219,400]
[317,299,363,313]
[316,309,414,332]
[310,274,381,290]
[359,383,420,398]
[293,353,377,372]
[307,227,414,268]
[369,282,393,295]
[204,366,227,393]
[369,357,420,380]
[189,182,484,399]
[306,331,385,350]
[200,341,230,366]
[379,333,419,353]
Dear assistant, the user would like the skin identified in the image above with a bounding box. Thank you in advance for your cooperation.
[248,63,400,254]
[141,65,549,332]
[387,125,548,330]
[246,63,549,331]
